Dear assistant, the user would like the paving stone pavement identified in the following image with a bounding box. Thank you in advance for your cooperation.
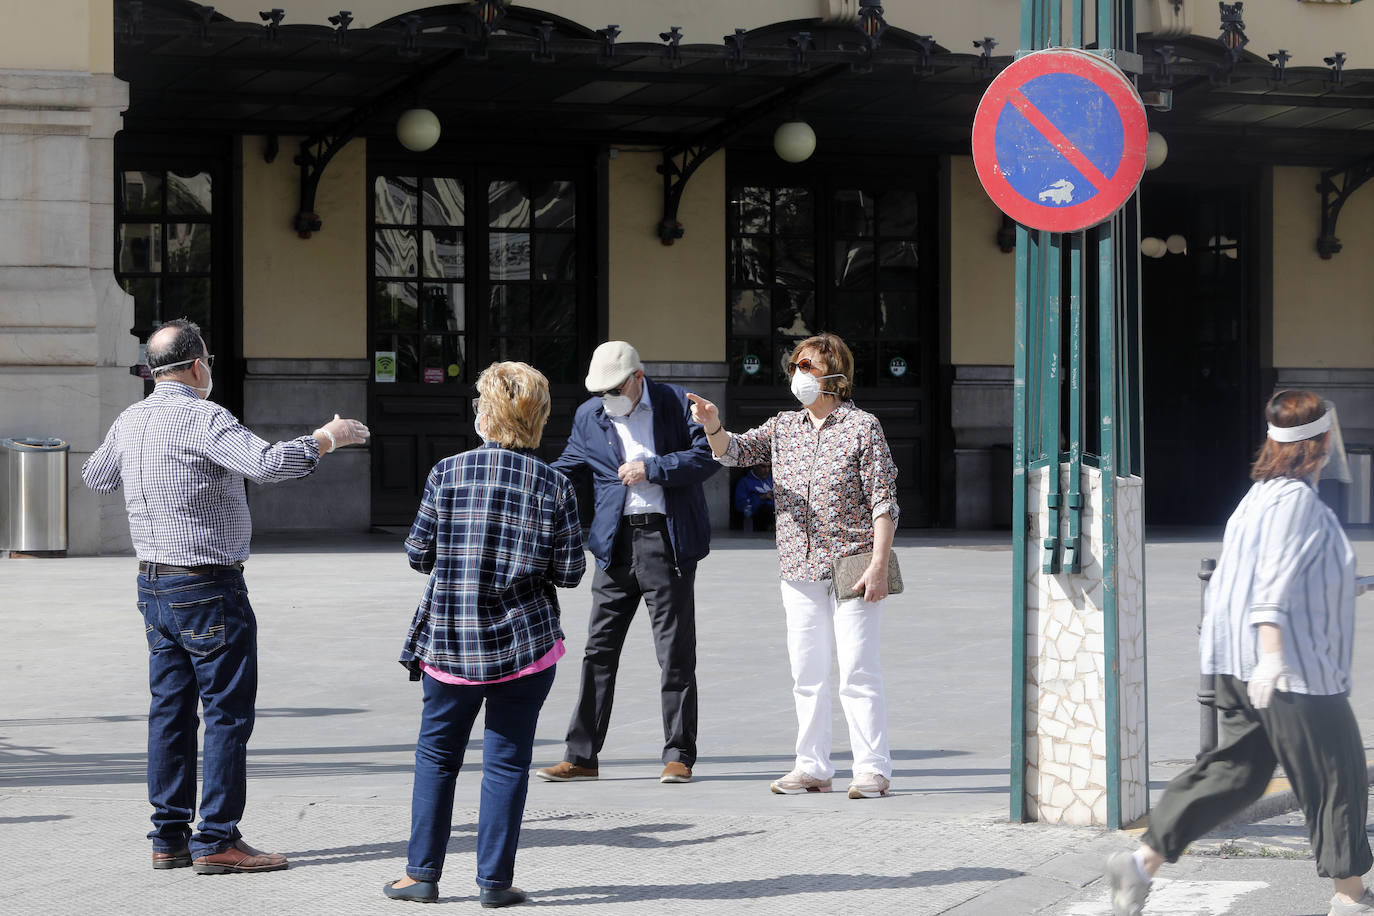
[6,530,1374,914]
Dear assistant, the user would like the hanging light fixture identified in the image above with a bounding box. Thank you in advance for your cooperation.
[773,120,816,163]
[397,108,441,152]
[1140,237,1167,259]
[1165,233,1188,255]
[1145,131,1168,170]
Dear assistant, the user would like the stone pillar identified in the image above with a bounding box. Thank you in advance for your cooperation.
[241,358,371,530]
[1023,464,1147,825]
[0,70,141,555]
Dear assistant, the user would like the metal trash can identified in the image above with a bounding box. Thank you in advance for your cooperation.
[1,437,69,555]
[1348,448,1372,526]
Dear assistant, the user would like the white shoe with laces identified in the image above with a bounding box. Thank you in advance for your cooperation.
[1330,889,1374,916]
[1105,850,1150,916]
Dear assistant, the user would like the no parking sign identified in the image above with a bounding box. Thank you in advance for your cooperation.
[972,48,1148,232]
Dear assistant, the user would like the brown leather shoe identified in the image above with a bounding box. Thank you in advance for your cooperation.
[659,762,692,784]
[191,839,289,874]
[152,847,191,870]
[535,761,598,782]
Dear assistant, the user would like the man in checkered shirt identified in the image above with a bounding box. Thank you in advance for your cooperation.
[82,318,369,875]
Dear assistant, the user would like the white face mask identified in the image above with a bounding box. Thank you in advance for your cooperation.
[601,394,634,417]
[474,412,486,441]
[191,359,213,400]
[790,370,844,407]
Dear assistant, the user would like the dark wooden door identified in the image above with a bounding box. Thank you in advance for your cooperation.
[368,158,595,526]
[723,159,940,527]
[1140,173,1261,525]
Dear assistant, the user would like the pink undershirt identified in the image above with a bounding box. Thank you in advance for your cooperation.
[420,639,565,686]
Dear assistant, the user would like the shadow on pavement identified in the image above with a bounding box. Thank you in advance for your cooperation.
[536,867,1026,903]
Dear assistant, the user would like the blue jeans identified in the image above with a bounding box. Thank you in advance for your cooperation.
[406,666,555,888]
[137,569,256,859]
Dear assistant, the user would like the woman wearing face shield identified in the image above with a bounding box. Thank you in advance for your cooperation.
[1104,390,1374,916]
[686,332,899,799]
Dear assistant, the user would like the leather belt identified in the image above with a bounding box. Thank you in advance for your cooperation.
[138,561,244,577]
[624,512,667,527]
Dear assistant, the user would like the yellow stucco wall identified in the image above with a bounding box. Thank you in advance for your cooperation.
[1,0,113,72]
[1272,166,1374,369]
[606,149,725,362]
[949,155,1015,366]
[239,137,367,359]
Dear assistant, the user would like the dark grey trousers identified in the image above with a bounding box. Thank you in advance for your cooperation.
[1144,674,1373,879]
[563,518,698,769]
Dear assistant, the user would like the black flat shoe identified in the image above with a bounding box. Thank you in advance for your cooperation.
[480,886,527,908]
[383,879,439,903]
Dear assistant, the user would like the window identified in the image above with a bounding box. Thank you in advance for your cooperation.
[372,175,467,384]
[116,169,215,351]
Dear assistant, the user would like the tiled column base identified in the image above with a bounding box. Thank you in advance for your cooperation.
[1023,464,1147,825]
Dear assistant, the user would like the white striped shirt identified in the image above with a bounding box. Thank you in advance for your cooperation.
[82,382,320,565]
[1201,477,1357,695]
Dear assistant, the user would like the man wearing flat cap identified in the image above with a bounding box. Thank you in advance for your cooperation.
[536,341,718,784]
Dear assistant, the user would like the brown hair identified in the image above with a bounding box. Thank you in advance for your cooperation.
[788,332,854,401]
[1250,389,1329,482]
[475,361,551,449]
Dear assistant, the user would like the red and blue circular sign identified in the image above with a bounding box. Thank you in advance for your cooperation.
[972,48,1148,233]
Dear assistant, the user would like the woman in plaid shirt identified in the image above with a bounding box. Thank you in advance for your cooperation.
[385,361,585,907]
[688,332,900,800]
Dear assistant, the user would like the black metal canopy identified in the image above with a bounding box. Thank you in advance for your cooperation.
[113,1,1374,247]
[114,1,1374,163]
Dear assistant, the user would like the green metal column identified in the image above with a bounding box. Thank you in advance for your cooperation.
[1011,0,1144,828]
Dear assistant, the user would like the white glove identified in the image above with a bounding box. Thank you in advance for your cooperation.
[1247,651,1290,709]
[314,414,371,454]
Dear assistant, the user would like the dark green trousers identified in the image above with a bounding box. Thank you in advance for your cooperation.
[1143,674,1372,879]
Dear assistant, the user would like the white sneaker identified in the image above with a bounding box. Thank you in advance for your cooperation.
[847,773,891,799]
[1105,850,1150,916]
[1330,889,1374,916]
[769,768,832,794]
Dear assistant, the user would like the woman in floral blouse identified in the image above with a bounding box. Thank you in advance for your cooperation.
[687,332,899,799]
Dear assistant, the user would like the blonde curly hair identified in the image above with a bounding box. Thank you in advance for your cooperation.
[475,361,551,449]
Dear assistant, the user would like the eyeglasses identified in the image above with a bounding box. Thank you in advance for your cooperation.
[595,376,633,398]
[785,357,821,376]
[471,398,481,413]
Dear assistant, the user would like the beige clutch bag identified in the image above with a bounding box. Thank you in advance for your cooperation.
[832,550,904,601]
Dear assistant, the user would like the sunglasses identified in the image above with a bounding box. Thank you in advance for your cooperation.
[785,357,821,376]
[595,376,633,398]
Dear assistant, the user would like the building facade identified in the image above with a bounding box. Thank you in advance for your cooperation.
[3,0,1374,552]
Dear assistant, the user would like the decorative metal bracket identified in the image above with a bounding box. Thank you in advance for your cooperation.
[973,37,998,79]
[1268,48,1290,85]
[660,26,684,69]
[596,24,620,66]
[725,28,747,71]
[1153,44,1178,86]
[1316,153,1374,258]
[293,50,462,237]
[657,66,846,244]
[1325,50,1347,89]
[328,10,352,52]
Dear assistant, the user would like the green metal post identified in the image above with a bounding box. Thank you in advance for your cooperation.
[1010,223,1031,823]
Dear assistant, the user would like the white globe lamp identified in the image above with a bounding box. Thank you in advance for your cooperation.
[1145,131,1168,171]
[397,108,442,152]
[773,120,817,163]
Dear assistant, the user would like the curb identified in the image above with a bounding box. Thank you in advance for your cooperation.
[1223,760,1374,826]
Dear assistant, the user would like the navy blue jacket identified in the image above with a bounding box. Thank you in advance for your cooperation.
[553,377,718,572]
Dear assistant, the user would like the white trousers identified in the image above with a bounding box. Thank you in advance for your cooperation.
[780,579,891,780]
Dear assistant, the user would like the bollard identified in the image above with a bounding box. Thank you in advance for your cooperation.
[1197,557,1218,757]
